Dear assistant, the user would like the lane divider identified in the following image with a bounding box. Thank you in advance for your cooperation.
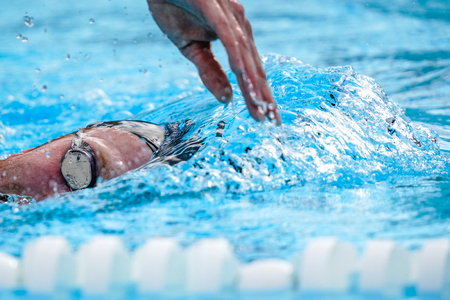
[0,237,449,298]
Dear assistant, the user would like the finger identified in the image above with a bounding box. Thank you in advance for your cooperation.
[240,19,282,124]
[180,41,233,103]
[201,0,281,124]
[228,3,281,124]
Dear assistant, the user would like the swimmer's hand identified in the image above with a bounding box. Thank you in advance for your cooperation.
[147,0,281,124]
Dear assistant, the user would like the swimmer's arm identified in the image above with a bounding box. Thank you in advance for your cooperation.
[147,0,281,124]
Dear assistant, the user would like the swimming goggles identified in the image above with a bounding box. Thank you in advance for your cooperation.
[60,129,97,190]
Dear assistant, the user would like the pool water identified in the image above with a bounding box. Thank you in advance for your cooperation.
[1,0,450,297]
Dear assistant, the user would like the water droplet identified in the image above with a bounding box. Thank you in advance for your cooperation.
[268,103,276,110]
[60,94,64,100]
[89,18,95,24]
[66,54,70,60]
[22,37,28,42]
[258,106,265,115]
[23,16,34,28]
[35,68,40,73]
[46,151,51,158]
[16,33,22,39]
[41,85,47,92]
[69,159,73,163]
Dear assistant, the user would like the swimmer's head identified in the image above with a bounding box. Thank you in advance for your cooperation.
[0,127,153,201]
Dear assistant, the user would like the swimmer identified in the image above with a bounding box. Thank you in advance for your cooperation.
[0,120,205,202]
[146,0,281,124]
[0,0,279,202]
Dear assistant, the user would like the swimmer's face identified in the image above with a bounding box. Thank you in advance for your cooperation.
[0,128,153,201]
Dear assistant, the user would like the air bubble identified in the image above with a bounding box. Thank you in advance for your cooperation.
[41,85,47,92]
[268,111,275,120]
[13,176,17,181]
[60,94,64,100]
[35,68,40,73]
[2,171,6,177]
[85,54,90,59]
[16,34,22,39]
[22,37,28,42]
[66,54,70,61]
[89,18,95,24]
[147,33,152,38]
[46,151,51,158]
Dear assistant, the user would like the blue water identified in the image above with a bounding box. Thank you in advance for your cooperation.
[1,0,450,297]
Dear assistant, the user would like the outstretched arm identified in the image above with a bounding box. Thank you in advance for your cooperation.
[147,0,281,124]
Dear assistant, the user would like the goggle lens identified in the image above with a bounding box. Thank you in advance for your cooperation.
[61,150,93,190]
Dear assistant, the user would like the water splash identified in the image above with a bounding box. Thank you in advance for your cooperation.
[0,54,448,257]
[124,54,445,197]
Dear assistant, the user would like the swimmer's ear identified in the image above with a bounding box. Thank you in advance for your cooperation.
[180,41,233,103]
